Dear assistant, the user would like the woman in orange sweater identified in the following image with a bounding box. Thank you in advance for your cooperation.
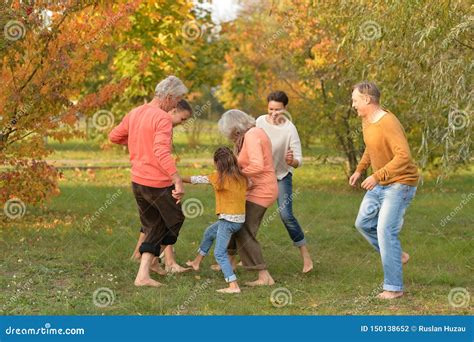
[183,147,248,294]
[218,109,279,286]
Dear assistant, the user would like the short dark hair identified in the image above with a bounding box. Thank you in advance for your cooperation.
[353,81,381,104]
[176,99,193,114]
[267,91,289,106]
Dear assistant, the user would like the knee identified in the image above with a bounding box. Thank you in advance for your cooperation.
[279,207,293,223]
[204,229,215,240]
[162,236,178,245]
[354,217,365,231]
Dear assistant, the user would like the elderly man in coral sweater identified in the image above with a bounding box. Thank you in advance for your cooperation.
[349,81,418,299]
[109,76,189,287]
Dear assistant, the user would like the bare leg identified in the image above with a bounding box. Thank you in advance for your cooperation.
[163,245,191,273]
[131,232,145,262]
[186,254,204,271]
[134,252,163,287]
[150,257,166,275]
[245,269,275,287]
[217,280,241,294]
[299,245,314,273]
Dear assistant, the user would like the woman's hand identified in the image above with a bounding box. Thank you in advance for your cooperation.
[285,149,294,166]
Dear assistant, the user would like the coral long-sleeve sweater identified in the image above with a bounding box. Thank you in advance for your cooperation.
[109,104,177,188]
[356,111,419,186]
[238,127,278,208]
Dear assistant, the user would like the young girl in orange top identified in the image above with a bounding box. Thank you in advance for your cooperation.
[183,147,248,294]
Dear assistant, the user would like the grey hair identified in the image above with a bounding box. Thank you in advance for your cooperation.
[218,109,256,139]
[353,81,381,104]
[154,75,188,99]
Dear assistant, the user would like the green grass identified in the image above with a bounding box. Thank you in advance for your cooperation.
[1,158,472,315]
[45,119,341,168]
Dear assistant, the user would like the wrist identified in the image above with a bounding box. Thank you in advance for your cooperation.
[171,173,182,183]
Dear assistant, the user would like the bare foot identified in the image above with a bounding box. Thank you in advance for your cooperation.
[303,260,313,273]
[402,252,410,265]
[134,277,163,287]
[377,291,404,299]
[217,287,241,294]
[210,264,221,271]
[150,262,167,276]
[186,260,200,271]
[165,263,192,274]
[245,276,275,287]
[237,261,243,267]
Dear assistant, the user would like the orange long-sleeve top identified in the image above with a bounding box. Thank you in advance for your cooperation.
[238,127,278,208]
[109,104,177,188]
[356,111,419,186]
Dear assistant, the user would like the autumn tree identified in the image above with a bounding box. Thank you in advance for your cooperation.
[217,0,472,177]
[0,0,136,205]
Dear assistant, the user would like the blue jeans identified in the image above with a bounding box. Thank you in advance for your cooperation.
[198,219,242,282]
[277,172,306,247]
[355,183,417,292]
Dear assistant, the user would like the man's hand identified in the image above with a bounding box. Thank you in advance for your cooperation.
[361,175,378,191]
[349,171,361,187]
[171,173,185,203]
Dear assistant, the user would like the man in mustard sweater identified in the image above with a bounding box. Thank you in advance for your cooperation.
[349,81,418,299]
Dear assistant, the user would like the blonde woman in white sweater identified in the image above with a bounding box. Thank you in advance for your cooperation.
[256,91,313,273]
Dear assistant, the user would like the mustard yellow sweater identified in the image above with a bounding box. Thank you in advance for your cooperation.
[356,111,419,186]
[208,172,247,215]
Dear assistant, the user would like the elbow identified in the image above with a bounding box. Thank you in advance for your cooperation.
[108,133,118,144]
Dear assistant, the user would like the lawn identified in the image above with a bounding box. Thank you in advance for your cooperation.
[1,135,472,315]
